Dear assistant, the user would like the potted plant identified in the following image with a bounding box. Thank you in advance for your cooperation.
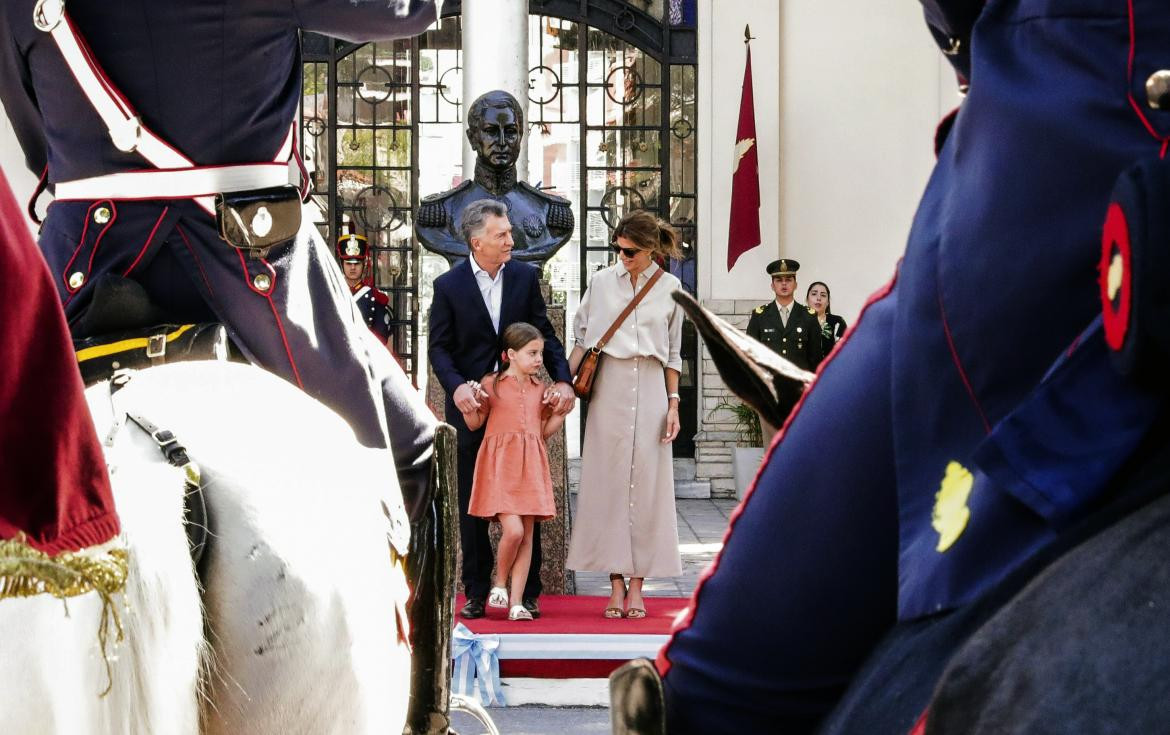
[711,399,765,499]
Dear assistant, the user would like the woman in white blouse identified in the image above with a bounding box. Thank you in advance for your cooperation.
[566,210,685,618]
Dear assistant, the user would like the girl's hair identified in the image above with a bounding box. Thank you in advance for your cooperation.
[612,209,683,261]
[806,281,832,315]
[498,321,544,369]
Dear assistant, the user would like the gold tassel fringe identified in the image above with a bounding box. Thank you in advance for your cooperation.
[0,535,129,695]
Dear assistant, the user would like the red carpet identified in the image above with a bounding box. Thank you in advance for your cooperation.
[455,593,688,634]
[455,594,688,679]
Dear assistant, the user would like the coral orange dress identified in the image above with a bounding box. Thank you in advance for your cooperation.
[467,373,556,521]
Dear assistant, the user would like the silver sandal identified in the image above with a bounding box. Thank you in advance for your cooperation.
[487,586,508,609]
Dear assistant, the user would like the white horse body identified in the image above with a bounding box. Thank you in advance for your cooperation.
[1,362,411,734]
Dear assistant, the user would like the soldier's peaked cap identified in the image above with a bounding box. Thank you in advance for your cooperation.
[766,259,800,277]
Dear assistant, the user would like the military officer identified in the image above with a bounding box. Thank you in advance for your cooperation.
[745,258,825,372]
[336,228,394,346]
[0,1,441,533]
[649,1,1170,733]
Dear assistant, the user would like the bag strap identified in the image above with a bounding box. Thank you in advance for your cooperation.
[594,266,666,351]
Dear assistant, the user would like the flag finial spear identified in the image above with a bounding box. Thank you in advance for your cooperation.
[744,25,754,44]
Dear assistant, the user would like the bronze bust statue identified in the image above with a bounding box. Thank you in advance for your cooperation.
[415,89,574,264]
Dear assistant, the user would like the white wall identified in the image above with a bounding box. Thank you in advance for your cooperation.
[1,100,39,233]
[699,0,960,323]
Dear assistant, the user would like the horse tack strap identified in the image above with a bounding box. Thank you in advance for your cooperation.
[123,411,208,572]
[126,413,192,470]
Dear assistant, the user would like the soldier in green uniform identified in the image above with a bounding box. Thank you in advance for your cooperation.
[746,259,825,370]
[746,259,826,426]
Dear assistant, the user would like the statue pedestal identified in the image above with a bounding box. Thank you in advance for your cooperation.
[425,281,574,595]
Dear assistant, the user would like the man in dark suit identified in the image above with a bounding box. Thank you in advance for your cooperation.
[428,198,575,619]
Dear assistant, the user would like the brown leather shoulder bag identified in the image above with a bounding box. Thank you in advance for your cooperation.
[572,267,665,399]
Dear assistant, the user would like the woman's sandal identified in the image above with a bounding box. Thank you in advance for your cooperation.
[487,586,508,609]
[605,573,627,619]
[625,606,647,619]
[508,604,534,621]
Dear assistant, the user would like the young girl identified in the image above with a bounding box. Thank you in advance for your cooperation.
[463,322,565,621]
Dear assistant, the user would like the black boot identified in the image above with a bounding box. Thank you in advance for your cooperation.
[403,424,459,734]
[610,658,667,735]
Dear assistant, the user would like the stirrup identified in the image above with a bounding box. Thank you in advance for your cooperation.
[610,658,667,735]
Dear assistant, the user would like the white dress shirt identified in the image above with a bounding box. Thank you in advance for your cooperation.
[470,255,505,333]
[573,261,684,372]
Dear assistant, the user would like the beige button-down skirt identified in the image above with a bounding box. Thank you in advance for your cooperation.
[567,355,682,578]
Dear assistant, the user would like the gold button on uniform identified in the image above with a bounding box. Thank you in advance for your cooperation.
[253,273,272,291]
[1147,70,1170,110]
[93,206,111,224]
[68,271,85,289]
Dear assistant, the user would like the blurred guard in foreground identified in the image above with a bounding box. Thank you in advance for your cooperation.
[0,0,441,529]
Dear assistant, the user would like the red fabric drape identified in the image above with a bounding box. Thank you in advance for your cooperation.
[727,44,762,271]
[0,170,120,554]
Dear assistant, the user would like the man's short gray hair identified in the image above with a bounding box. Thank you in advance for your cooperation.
[459,199,509,245]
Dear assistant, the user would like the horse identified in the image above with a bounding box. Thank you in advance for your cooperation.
[0,360,415,734]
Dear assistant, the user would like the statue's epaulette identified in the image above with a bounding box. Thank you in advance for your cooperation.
[416,199,446,228]
[417,180,473,228]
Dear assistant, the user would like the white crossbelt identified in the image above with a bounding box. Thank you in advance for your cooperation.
[33,0,298,215]
[53,163,296,205]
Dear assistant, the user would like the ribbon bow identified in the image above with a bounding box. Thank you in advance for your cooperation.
[451,623,507,706]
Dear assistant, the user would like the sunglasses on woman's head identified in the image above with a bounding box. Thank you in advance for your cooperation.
[610,243,641,258]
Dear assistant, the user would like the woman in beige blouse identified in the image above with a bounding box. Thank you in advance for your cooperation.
[566,210,684,618]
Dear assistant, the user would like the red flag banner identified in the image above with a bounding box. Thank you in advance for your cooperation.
[727,42,761,271]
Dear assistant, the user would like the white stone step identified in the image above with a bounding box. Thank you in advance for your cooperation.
[673,457,696,481]
[675,480,711,499]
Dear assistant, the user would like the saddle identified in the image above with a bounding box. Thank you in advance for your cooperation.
[71,274,245,386]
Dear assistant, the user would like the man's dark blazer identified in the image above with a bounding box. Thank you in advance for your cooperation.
[429,258,571,419]
[427,257,571,601]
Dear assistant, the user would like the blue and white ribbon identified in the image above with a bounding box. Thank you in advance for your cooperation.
[451,623,507,707]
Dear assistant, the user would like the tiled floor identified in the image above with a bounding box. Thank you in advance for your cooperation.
[569,496,739,598]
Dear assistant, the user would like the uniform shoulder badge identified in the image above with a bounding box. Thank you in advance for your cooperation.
[932,461,974,552]
[807,307,816,315]
[754,305,766,314]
